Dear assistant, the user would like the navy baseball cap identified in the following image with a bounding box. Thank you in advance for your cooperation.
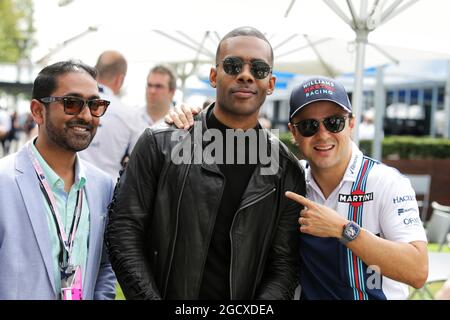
[289,76,352,121]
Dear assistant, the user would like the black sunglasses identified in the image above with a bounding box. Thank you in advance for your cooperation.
[217,56,272,80]
[293,115,349,137]
[38,96,110,117]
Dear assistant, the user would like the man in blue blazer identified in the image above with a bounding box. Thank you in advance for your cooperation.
[0,60,116,299]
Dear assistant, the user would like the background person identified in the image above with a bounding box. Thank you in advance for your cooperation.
[2,111,20,155]
[79,50,140,180]
[358,112,375,140]
[0,106,11,156]
[134,64,177,132]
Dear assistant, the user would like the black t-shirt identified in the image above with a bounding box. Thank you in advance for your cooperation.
[198,111,260,299]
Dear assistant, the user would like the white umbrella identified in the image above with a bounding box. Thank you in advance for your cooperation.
[31,0,450,137]
[281,0,450,143]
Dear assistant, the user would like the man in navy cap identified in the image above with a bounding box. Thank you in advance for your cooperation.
[285,76,428,300]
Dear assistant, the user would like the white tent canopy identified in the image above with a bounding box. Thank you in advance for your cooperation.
[32,0,450,66]
[30,0,450,138]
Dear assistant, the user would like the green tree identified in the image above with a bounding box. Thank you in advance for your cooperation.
[0,0,34,63]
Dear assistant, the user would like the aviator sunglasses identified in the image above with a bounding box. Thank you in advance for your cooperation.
[217,56,272,80]
[38,96,110,117]
[293,115,349,137]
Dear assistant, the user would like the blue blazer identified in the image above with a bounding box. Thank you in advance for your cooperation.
[0,142,116,299]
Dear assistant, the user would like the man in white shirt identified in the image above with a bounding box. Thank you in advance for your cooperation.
[79,51,140,180]
[135,65,176,132]
[358,113,376,140]
[286,76,428,299]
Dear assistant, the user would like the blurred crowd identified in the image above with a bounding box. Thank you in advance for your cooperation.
[0,108,37,157]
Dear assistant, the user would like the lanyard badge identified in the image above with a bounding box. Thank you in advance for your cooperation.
[61,265,83,300]
[27,144,84,300]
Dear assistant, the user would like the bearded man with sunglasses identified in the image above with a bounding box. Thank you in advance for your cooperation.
[106,26,305,300]
[0,60,116,299]
[286,76,428,300]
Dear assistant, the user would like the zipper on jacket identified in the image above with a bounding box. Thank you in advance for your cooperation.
[153,250,158,272]
[228,187,276,299]
[195,175,225,298]
[162,162,191,298]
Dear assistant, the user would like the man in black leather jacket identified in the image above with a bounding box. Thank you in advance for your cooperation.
[106,26,306,300]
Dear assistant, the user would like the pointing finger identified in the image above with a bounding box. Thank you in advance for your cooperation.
[285,191,317,209]
[286,191,321,210]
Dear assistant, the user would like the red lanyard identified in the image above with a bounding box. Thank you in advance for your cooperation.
[27,144,83,266]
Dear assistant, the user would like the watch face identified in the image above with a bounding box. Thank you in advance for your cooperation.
[344,223,360,240]
[346,226,357,238]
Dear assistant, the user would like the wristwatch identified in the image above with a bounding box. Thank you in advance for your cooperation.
[340,221,361,245]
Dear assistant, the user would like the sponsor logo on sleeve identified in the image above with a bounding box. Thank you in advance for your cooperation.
[403,217,422,227]
[393,194,416,204]
[397,207,418,216]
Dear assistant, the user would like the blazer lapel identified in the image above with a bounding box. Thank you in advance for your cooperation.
[83,173,103,299]
[15,144,57,294]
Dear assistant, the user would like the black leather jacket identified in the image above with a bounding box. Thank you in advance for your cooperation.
[106,105,306,300]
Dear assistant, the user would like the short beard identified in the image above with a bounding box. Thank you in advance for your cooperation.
[45,110,95,152]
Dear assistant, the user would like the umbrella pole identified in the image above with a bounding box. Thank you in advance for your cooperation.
[351,29,368,146]
[444,60,450,138]
[373,66,386,161]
